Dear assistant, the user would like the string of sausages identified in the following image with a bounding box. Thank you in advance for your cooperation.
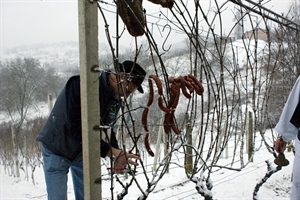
[142,74,204,157]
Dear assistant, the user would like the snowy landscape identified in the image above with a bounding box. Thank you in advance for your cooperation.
[0,39,295,199]
[0,129,293,200]
[1,0,299,198]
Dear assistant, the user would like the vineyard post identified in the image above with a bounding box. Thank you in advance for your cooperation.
[47,94,54,113]
[11,124,20,178]
[78,0,101,199]
[153,111,164,171]
[247,111,254,162]
[185,114,193,174]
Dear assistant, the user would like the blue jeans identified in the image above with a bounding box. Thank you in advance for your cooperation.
[42,144,84,200]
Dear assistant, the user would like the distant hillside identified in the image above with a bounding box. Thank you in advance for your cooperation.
[1,40,188,72]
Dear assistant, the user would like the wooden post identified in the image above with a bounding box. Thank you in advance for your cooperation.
[184,114,193,174]
[163,121,169,173]
[247,111,253,162]
[78,0,101,199]
[47,94,54,113]
[11,124,20,178]
[153,111,165,171]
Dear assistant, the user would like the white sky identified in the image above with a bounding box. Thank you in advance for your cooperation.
[0,0,294,49]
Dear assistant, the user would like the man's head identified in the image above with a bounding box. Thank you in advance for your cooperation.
[119,60,146,94]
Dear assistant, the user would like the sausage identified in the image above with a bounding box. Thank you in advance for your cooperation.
[178,76,191,99]
[184,76,195,93]
[167,82,180,109]
[171,123,180,134]
[193,83,204,95]
[167,83,177,108]
[188,74,204,95]
[171,87,180,109]
[184,75,194,83]
[142,107,149,132]
[158,96,171,112]
[144,132,154,157]
[147,79,154,107]
[163,112,172,134]
[170,112,180,135]
[185,75,201,94]
[149,74,163,95]
[168,76,175,83]
[147,0,174,9]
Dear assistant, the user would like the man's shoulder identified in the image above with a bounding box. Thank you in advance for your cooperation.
[66,75,80,85]
[65,75,80,93]
[69,75,80,81]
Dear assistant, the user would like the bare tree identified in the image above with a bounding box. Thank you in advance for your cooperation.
[0,57,63,177]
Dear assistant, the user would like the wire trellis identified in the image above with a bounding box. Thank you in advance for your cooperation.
[98,0,299,199]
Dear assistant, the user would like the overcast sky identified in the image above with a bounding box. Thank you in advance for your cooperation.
[0,0,294,50]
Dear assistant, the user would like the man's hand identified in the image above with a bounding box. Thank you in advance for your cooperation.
[274,137,287,153]
[111,148,140,174]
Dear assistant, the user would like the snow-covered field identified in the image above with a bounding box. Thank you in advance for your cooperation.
[0,135,293,200]
[0,38,294,199]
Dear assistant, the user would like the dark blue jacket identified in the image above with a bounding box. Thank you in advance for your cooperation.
[36,72,120,161]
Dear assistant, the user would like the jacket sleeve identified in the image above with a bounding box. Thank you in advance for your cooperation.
[110,130,119,149]
[100,130,119,158]
[274,76,300,142]
[100,140,109,158]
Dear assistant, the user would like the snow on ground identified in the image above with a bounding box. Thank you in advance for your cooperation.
[0,137,293,200]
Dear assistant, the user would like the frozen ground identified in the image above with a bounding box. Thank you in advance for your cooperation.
[0,139,293,200]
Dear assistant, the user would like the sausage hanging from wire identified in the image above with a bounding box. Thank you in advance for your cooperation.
[149,74,163,95]
[142,107,149,132]
[187,74,204,95]
[147,79,154,107]
[144,132,154,157]
[142,73,204,156]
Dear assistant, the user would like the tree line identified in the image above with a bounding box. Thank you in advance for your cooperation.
[0,57,68,181]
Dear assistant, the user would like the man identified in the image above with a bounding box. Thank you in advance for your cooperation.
[36,60,146,200]
[274,76,300,200]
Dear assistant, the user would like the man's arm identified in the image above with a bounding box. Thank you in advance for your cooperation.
[275,76,300,142]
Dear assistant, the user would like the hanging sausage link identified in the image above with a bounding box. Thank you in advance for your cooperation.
[143,74,204,156]
[144,132,154,157]
[142,107,149,132]
[187,74,204,95]
[147,79,154,107]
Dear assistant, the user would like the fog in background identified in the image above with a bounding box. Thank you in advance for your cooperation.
[0,0,293,50]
